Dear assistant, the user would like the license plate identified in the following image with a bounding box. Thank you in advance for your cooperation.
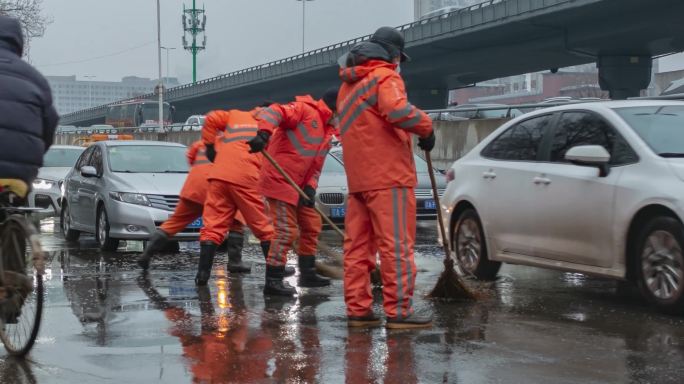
[424,199,436,210]
[187,218,203,229]
[330,207,346,218]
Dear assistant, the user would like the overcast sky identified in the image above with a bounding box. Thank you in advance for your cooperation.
[29,0,684,84]
[30,0,414,83]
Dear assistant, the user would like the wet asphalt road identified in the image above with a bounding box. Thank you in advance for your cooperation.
[1,219,683,384]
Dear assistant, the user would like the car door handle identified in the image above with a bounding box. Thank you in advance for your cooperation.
[483,171,497,179]
[533,176,551,185]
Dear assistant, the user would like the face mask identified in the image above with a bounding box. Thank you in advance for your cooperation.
[396,64,401,74]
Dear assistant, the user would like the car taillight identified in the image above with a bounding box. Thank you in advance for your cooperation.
[446,168,455,183]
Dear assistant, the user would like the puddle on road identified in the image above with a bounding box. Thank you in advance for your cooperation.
[2,228,684,383]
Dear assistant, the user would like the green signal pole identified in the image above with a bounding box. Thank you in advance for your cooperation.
[191,0,197,83]
[183,1,206,84]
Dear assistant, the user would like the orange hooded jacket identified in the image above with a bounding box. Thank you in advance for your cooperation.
[201,109,263,187]
[256,96,335,206]
[179,140,211,204]
[337,59,433,193]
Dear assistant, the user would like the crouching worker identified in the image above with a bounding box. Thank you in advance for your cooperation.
[195,108,283,286]
[137,140,246,272]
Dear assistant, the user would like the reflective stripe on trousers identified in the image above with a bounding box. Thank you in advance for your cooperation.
[266,198,322,266]
[342,187,417,319]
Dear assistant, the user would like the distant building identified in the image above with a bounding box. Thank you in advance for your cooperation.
[451,68,605,105]
[47,76,179,115]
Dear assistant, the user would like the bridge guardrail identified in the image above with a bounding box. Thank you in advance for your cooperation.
[424,99,602,120]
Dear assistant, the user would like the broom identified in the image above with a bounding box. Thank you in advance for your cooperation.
[424,150,476,300]
[261,151,346,279]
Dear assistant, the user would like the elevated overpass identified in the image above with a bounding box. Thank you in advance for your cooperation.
[61,0,684,126]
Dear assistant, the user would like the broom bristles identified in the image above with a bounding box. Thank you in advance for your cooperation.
[315,260,344,279]
[429,259,477,300]
[317,241,343,266]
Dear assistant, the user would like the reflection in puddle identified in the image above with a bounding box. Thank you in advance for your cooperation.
[562,312,588,322]
[25,231,684,383]
[562,272,587,287]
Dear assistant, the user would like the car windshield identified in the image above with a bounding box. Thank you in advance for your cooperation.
[108,145,189,173]
[322,153,345,173]
[414,154,430,173]
[614,106,684,156]
[199,117,206,126]
[43,147,84,167]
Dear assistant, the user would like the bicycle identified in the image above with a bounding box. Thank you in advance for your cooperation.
[0,179,45,357]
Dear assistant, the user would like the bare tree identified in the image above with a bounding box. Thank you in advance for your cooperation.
[0,0,51,55]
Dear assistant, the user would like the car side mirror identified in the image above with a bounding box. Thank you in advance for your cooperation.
[80,166,98,178]
[565,145,611,177]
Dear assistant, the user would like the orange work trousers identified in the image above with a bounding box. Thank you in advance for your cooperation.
[160,198,244,237]
[200,179,273,245]
[266,198,322,267]
[343,187,417,319]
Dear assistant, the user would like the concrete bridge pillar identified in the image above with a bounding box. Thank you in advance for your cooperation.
[408,88,449,110]
[598,55,652,99]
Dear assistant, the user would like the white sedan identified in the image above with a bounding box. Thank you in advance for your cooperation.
[441,100,684,313]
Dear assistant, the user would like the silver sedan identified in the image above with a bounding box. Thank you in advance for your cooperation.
[61,141,198,251]
[28,145,84,219]
[315,146,446,226]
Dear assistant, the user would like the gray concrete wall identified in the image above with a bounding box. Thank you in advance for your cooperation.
[418,118,508,170]
[56,119,509,169]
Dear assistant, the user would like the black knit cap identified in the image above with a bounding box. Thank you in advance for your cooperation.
[370,26,410,62]
[322,86,339,113]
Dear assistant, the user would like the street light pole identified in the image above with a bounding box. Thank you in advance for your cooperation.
[84,75,96,108]
[296,0,314,53]
[161,46,177,85]
[156,0,164,132]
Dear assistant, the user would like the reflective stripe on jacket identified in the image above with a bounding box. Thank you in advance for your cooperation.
[201,109,263,186]
[257,95,335,206]
[337,59,433,193]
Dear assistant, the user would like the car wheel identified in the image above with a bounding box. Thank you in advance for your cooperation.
[633,216,684,314]
[61,203,80,242]
[453,208,501,280]
[96,207,120,252]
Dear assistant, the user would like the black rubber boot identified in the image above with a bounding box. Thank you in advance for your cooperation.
[263,265,296,297]
[261,241,295,277]
[195,241,217,286]
[138,230,169,270]
[298,256,331,287]
[226,232,251,273]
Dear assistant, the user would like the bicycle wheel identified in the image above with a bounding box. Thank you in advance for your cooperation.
[0,215,44,357]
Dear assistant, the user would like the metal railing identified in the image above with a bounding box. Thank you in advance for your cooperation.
[424,99,602,120]
[426,95,684,121]
[60,0,574,122]
[56,125,195,135]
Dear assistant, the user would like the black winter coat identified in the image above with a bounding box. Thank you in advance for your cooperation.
[0,15,58,184]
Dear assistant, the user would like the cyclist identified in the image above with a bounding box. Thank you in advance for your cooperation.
[0,15,58,197]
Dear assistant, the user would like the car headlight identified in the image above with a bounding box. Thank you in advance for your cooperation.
[110,192,151,206]
[33,178,55,190]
